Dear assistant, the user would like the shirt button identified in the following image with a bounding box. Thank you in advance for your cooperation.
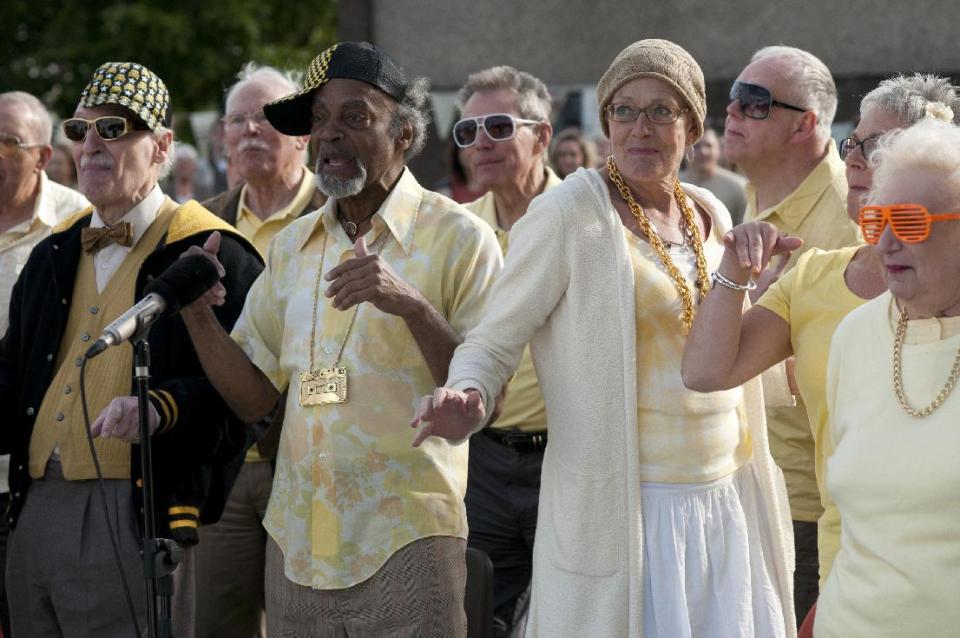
[75,357,83,367]
[90,306,99,315]
[82,333,91,342]
[61,298,68,305]
[13,492,19,498]
[56,413,64,422]
[324,346,334,354]
[52,244,59,250]
[64,386,72,395]
[17,465,23,471]
[26,407,34,416]
[46,353,53,362]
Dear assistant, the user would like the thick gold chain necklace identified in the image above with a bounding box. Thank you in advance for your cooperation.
[606,156,710,334]
[892,306,960,417]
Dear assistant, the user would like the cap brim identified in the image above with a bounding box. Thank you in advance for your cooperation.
[263,86,319,136]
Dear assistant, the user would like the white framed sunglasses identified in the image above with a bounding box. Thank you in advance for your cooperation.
[452,113,540,148]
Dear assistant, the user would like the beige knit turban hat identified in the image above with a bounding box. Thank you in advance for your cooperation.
[597,39,706,143]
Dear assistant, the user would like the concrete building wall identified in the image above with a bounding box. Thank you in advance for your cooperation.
[340,0,960,184]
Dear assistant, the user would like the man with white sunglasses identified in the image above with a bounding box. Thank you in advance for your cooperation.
[723,45,860,626]
[454,65,558,638]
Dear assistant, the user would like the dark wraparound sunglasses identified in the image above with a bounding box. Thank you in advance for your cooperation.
[62,116,150,143]
[452,113,539,148]
[729,81,808,120]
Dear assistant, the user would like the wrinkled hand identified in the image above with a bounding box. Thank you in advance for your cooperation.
[91,396,160,442]
[410,387,486,447]
[722,221,803,277]
[181,231,227,311]
[324,237,423,316]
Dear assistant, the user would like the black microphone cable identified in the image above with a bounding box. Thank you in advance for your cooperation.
[79,356,144,638]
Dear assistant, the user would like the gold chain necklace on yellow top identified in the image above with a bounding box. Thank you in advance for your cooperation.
[606,156,710,335]
[892,307,960,417]
[299,226,391,407]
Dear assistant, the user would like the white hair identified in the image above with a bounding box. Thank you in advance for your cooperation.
[868,118,960,206]
[751,46,837,134]
[0,91,53,144]
[225,62,301,113]
[860,74,960,126]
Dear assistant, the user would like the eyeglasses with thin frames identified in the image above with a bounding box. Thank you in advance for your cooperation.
[839,135,881,161]
[606,103,689,125]
[0,133,45,158]
[222,110,270,131]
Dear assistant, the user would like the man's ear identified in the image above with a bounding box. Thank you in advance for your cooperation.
[154,129,174,166]
[790,111,819,143]
[35,144,52,172]
[534,121,553,156]
[394,121,414,156]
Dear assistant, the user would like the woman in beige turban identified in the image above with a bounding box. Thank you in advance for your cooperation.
[412,40,794,637]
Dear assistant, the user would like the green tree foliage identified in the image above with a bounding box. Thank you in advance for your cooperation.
[0,0,338,120]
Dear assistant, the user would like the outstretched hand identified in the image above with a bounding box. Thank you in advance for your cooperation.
[410,387,486,447]
[722,221,803,276]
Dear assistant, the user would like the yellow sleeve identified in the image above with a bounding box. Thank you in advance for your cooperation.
[754,253,804,323]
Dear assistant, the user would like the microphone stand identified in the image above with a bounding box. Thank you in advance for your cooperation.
[133,333,183,638]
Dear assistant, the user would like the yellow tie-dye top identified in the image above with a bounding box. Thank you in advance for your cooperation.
[626,226,751,483]
[231,169,502,588]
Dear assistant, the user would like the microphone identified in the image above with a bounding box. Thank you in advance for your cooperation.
[85,254,221,359]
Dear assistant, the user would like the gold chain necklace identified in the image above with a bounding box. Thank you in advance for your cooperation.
[606,156,710,334]
[892,307,960,417]
[299,226,390,406]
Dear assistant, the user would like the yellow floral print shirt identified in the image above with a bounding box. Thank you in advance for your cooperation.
[232,168,502,588]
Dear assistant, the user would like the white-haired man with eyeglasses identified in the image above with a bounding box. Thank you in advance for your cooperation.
[0,89,89,638]
[724,45,861,626]
[454,65,558,638]
[194,62,326,638]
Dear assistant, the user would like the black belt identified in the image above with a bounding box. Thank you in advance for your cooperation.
[481,427,547,452]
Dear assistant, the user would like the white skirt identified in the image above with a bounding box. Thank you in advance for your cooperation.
[641,462,786,638]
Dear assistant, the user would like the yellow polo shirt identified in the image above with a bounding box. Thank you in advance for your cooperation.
[236,166,317,256]
[757,246,867,581]
[232,168,502,588]
[465,167,561,432]
[744,140,860,521]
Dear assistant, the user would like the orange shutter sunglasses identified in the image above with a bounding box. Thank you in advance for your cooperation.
[859,204,960,244]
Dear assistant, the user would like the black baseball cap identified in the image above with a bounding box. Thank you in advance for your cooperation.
[263,41,409,136]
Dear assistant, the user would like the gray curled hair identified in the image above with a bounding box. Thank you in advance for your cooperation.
[456,65,552,122]
[860,73,960,126]
[751,46,837,135]
[390,76,432,160]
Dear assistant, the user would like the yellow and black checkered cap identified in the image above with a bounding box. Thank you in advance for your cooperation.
[263,41,409,136]
[79,62,171,132]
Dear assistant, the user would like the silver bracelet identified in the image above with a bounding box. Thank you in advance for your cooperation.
[711,270,757,292]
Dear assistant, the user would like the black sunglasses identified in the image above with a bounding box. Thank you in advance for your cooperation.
[729,81,808,120]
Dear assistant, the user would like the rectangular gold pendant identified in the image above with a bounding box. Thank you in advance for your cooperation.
[298,367,348,407]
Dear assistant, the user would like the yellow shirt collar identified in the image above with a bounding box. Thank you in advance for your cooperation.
[745,139,845,227]
[237,166,315,229]
[298,167,421,255]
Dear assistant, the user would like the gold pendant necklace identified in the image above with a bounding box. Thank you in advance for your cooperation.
[892,307,960,417]
[606,156,710,334]
[298,227,391,407]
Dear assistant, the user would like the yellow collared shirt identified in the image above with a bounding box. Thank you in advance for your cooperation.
[236,167,317,256]
[464,167,561,432]
[744,139,860,522]
[231,168,502,588]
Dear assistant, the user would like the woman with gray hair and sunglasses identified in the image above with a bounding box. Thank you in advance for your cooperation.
[413,39,795,637]
[682,74,960,622]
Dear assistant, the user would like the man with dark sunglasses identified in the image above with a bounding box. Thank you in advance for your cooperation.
[455,64,558,638]
[0,62,263,637]
[724,45,860,627]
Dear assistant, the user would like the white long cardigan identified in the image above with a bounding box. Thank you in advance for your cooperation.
[448,168,796,638]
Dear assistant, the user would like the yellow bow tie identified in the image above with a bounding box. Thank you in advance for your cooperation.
[81,222,134,254]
